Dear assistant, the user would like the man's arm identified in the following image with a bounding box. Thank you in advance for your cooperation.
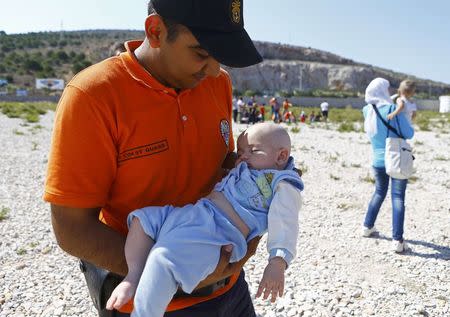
[51,204,128,276]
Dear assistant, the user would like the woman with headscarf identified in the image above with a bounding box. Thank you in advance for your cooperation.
[362,78,414,253]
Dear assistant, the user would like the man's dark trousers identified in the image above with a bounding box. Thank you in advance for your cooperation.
[93,270,256,317]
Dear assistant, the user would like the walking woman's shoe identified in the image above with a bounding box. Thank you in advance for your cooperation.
[392,240,408,253]
[362,226,377,237]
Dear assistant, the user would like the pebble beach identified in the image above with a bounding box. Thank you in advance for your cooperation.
[1,112,449,317]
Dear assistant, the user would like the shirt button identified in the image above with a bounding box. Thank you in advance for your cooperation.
[182,115,188,121]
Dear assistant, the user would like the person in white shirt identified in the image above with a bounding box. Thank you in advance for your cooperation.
[106,123,303,317]
[388,80,417,122]
[320,101,329,122]
[236,96,245,123]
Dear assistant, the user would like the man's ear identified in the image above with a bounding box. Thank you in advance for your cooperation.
[277,148,289,166]
[144,14,163,48]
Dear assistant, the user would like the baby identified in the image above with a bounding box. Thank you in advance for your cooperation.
[106,122,304,317]
[388,80,417,122]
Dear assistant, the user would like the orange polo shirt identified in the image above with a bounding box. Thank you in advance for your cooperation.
[44,40,238,312]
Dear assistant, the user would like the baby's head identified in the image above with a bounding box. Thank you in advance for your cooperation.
[236,123,291,170]
[398,80,416,99]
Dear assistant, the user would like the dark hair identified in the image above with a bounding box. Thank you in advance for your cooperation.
[147,1,182,42]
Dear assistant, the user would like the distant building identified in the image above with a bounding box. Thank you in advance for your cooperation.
[16,89,28,97]
[36,78,65,90]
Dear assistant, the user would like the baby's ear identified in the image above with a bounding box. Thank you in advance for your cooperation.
[277,148,289,165]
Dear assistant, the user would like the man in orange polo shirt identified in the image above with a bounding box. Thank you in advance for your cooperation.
[44,0,262,316]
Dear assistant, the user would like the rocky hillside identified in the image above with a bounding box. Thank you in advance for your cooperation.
[224,41,450,96]
[1,30,449,96]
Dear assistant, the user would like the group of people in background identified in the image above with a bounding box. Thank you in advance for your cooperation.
[233,96,265,124]
[233,96,331,125]
[234,79,417,127]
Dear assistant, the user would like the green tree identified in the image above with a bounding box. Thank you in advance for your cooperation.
[244,89,256,97]
[72,60,92,74]
[24,59,43,72]
[57,51,69,62]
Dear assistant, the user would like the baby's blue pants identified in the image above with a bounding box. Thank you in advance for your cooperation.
[128,199,248,317]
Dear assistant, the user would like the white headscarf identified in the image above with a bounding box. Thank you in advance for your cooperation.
[364,78,393,138]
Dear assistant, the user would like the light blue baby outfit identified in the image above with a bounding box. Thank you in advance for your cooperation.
[129,157,303,317]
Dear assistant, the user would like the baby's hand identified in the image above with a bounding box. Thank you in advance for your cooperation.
[256,257,287,302]
[387,113,395,120]
[106,279,137,311]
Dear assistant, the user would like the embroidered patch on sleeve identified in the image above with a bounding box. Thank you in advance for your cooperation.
[220,119,230,147]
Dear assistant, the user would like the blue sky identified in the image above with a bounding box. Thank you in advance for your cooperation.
[1,0,449,84]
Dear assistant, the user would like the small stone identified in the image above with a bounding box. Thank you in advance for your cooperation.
[41,246,52,254]
[15,263,27,270]
[351,289,362,298]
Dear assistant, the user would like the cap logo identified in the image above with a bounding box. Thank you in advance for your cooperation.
[231,0,241,24]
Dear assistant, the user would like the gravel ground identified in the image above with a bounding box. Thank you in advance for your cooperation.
[1,112,449,317]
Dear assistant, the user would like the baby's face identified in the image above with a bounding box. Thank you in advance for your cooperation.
[235,131,280,170]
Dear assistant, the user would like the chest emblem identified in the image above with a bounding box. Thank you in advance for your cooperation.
[220,119,230,148]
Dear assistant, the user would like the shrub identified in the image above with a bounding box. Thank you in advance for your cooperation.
[0,206,10,221]
[243,89,257,97]
[330,174,340,180]
[338,122,357,132]
[360,173,375,184]
[278,90,291,97]
[297,161,308,174]
[0,102,56,123]
[56,50,69,62]
[329,106,363,123]
[24,59,43,72]
[72,60,92,74]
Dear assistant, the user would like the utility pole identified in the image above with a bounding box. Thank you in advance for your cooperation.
[298,64,303,92]
[60,20,64,41]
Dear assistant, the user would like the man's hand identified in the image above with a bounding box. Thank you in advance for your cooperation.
[387,113,395,120]
[195,236,261,289]
[256,257,286,302]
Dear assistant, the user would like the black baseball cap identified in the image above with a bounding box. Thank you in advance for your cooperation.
[151,0,263,68]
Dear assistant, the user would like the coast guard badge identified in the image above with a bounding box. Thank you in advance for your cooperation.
[231,0,241,24]
[220,119,230,147]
